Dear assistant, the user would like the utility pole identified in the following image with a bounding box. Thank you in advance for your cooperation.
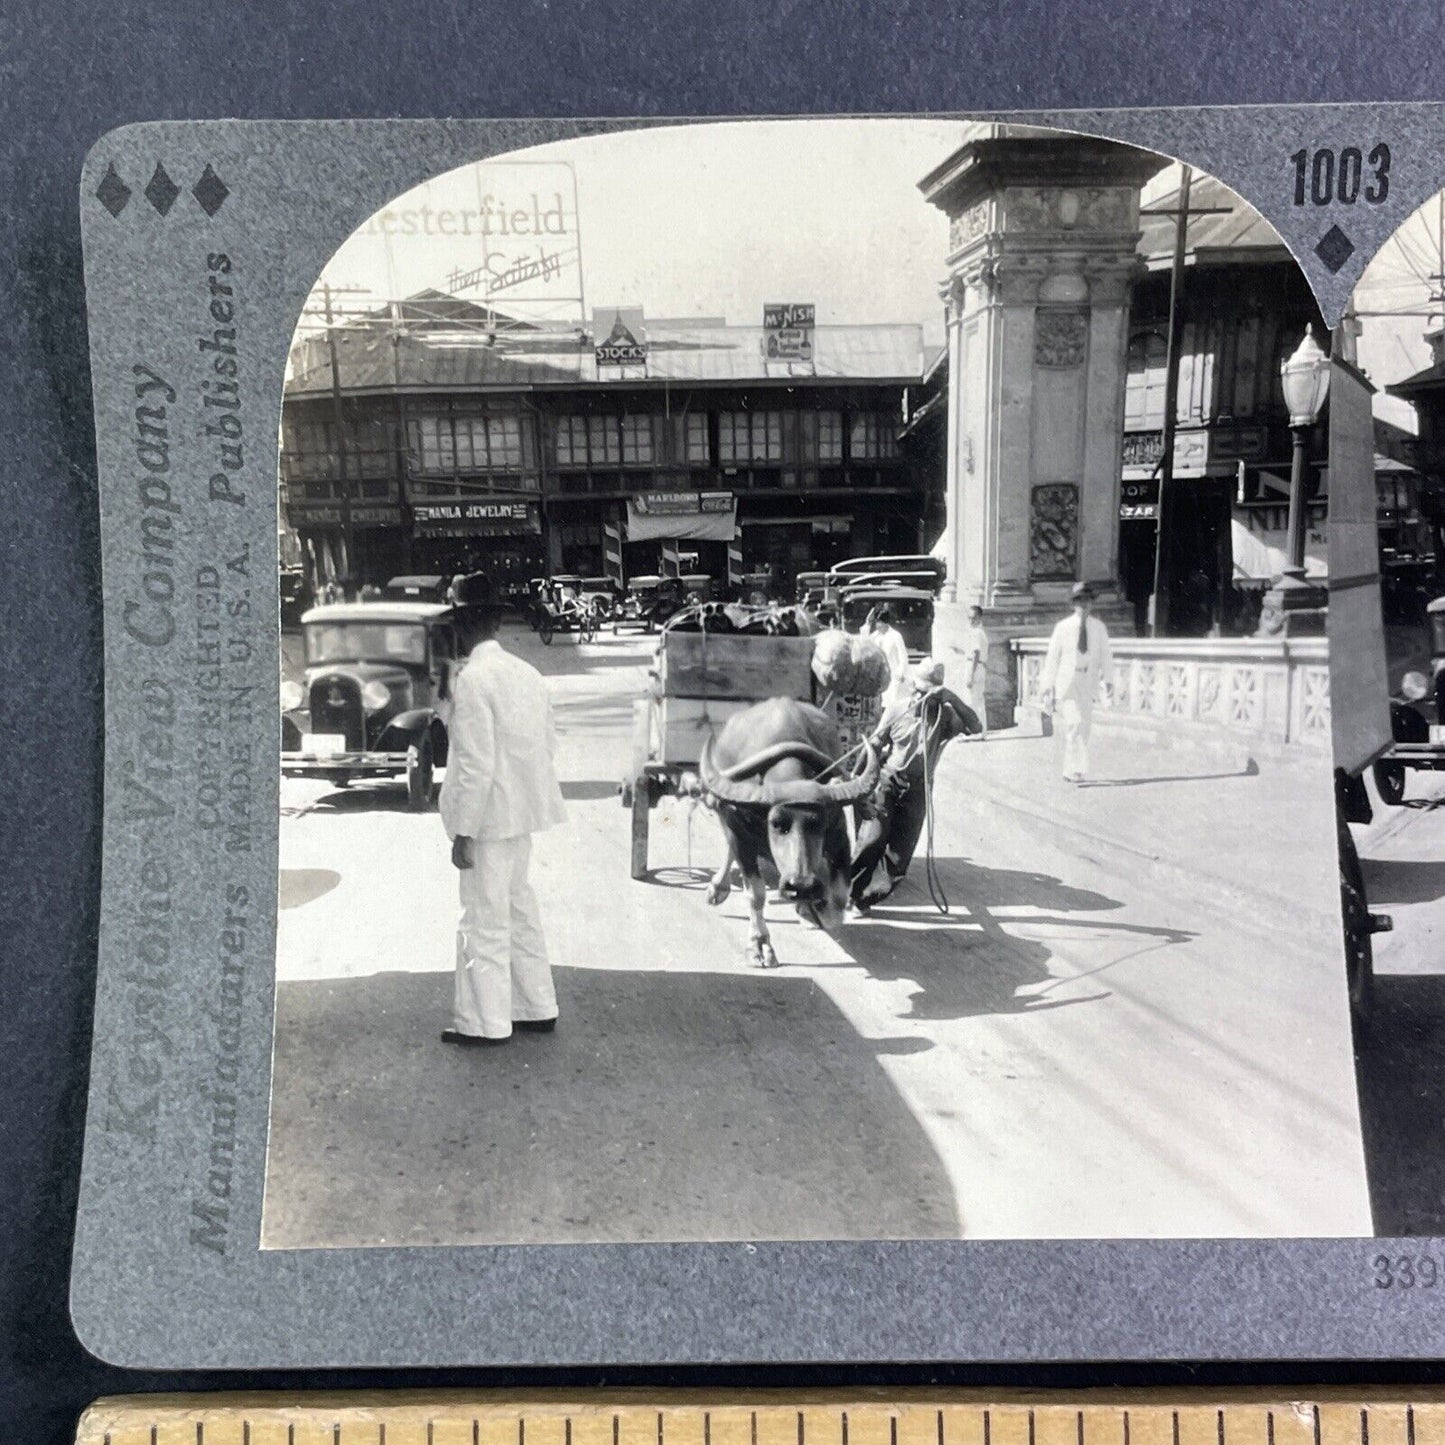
[1149,164,1193,637]
[321,282,354,598]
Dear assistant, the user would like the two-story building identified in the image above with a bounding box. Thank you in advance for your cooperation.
[280,300,929,599]
[1120,169,1328,637]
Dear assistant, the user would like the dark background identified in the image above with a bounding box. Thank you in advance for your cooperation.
[3,3,1444,1441]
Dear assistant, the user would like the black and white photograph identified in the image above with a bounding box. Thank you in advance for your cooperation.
[1334,183,1445,1239]
[260,117,1368,1251]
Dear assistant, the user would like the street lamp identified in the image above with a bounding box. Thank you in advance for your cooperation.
[1260,325,1331,634]
[1279,325,1332,572]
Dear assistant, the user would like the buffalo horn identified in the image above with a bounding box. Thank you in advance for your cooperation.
[698,737,768,806]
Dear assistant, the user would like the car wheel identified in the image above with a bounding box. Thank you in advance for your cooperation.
[406,733,435,811]
[539,619,554,645]
[1372,759,1407,806]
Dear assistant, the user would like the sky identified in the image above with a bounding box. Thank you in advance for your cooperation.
[315,119,983,346]
[1351,191,1445,433]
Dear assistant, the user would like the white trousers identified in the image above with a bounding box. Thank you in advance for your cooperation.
[960,665,988,738]
[1058,694,1094,778]
[452,833,558,1039]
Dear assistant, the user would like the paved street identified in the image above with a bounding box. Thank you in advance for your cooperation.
[264,624,1372,1248]
[1352,767,1445,1235]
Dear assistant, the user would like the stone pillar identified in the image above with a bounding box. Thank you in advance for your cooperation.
[920,136,1165,724]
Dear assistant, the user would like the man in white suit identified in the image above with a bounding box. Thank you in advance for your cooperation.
[1038,582,1114,784]
[439,573,568,1046]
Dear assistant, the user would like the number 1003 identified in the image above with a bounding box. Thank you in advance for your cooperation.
[1291,145,1390,206]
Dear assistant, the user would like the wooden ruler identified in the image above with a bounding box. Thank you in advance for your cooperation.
[73,1392,1445,1445]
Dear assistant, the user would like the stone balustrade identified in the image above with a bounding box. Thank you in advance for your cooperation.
[1009,635,1331,751]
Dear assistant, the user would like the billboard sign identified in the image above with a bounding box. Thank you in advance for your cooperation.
[594,307,647,368]
[764,302,815,362]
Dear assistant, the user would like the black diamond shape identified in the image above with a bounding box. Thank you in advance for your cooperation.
[192,164,229,216]
[144,164,180,216]
[95,163,131,217]
[1315,224,1356,275]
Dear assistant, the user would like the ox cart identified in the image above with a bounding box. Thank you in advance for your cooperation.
[620,629,817,880]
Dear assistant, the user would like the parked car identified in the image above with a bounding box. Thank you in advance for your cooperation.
[384,574,452,603]
[837,583,935,657]
[614,575,688,633]
[280,600,457,809]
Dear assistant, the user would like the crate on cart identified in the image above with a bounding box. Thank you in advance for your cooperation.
[623,630,816,878]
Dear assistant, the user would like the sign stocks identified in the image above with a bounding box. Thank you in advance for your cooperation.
[594,307,647,368]
[763,303,816,362]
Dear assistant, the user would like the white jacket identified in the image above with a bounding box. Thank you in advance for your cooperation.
[1038,613,1114,705]
[439,641,567,841]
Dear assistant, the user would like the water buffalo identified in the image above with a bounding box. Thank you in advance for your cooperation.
[698,697,878,967]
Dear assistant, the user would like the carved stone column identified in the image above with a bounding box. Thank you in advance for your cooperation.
[919,135,1165,722]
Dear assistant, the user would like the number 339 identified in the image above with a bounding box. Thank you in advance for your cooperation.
[1374,1254,1439,1288]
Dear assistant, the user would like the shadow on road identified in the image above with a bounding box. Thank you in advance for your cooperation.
[560,779,623,802]
[1362,858,1445,907]
[1080,759,1259,788]
[264,965,961,1248]
[826,857,1193,1022]
[278,868,341,910]
[1357,974,1445,1235]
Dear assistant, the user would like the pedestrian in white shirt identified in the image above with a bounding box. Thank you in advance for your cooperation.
[867,605,912,711]
[957,604,990,739]
[439,574,567,1046]
[1038,582,1114,784]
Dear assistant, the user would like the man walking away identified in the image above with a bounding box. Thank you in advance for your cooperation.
[440,573,567,1047]
[1038,582,1115,784]
[957,604,990,739]
[850,657,980,911]
[866,604,912,711]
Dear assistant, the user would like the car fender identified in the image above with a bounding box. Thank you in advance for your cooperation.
[376,708,437,753]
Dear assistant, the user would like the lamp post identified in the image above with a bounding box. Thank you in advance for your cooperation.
[1260,326,1331,635]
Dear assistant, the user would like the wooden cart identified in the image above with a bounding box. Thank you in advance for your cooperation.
[620,630,816,880]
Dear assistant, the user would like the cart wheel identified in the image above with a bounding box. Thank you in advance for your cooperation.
[406,733,435,811]
[630,776,651,880]
[539,618,554,645]
[1372,759,1407,806]
[1338,816,1375,1027]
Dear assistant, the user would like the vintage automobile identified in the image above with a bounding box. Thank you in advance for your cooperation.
[384,574,452,603]
[279,567,308,627]
[614,574,688,634]
[577,575,622,622]
[828,553,948,595]
[837,582,935,657]
[280,600,456,809]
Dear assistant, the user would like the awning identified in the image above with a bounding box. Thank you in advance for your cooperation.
[1230,518,1327,583]
[625,493,738,543]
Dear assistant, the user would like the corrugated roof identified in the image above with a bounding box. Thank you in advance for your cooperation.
[1138,173,1288,267]
[286,320,926,397]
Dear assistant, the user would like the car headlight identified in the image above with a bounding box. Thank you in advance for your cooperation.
[279,680,304,712]
[1401,671,1430,702]
[361,679,391,711]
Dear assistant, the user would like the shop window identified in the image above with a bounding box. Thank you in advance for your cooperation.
[685,412,709,463]
[410,412,524,473]
[621,414,654,465]
[588,415,620,466]
[818,410,843,462]
[719,410,783,463]
[1125,329,1168,430]
[848,413,899,461]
